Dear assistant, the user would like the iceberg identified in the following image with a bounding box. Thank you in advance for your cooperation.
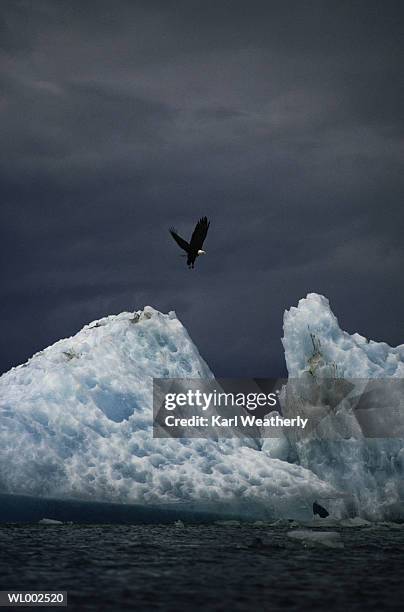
[1,293,402,521]
[287,529,344,549]
[0,306,335,520]
[38,518,64,525]
[339,517,371,528]
[281,293,404,521]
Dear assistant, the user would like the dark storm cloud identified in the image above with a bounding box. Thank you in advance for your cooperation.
[1,0,403,376]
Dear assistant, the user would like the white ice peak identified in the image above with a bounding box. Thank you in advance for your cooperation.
[0,303,334,519]
[282,293,404,378]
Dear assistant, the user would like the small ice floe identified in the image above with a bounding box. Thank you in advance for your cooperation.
[174,520,185,528]
[302,518,340,529]
[288,529,344,549]
[38,518,63,525]
[270,519,299,528]
[372,521,404,530]
[340,517,371,527]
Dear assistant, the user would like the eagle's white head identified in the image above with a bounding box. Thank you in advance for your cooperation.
[197,249,206,255]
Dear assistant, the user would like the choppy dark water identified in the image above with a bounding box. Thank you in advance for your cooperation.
[1,523,404,611]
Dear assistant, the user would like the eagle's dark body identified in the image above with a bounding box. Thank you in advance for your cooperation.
[169,217,210,268]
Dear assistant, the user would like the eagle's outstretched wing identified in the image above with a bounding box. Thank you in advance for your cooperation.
[169,228,190,253]
[190,216,210,251]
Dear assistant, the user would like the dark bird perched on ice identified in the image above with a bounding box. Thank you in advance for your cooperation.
[313,501,330,518]
[169,216,210,269]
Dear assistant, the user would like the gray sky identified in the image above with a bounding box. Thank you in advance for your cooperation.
[1,0,403,376]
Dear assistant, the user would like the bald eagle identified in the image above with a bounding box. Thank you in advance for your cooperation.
[170,216,210,269]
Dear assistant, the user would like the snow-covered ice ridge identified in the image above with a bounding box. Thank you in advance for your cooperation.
[0,306,334,519]
[0,295,403,520]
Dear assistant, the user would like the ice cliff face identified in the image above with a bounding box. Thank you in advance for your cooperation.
[0,306,334,519]
[281,293,404,520]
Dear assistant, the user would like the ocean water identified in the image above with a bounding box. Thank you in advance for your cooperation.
[1,523,404,611]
